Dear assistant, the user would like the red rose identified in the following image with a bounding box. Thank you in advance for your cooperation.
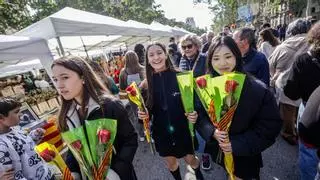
[97,129,111,144]
[126,85,137,96]
[71,140,82,151]
[40,148,56,162]
[225,80,239,93]
[196,77,207,89]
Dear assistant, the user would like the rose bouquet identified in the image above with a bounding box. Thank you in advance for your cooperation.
[194,72,246,180]
[176,71,195,150]
[126,82,155,154]
[61,119,117,180]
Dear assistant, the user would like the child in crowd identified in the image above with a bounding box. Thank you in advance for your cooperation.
[0,97,52,180]
[138,42,204,180]
[203,36,281,179]
[51,56,138,180]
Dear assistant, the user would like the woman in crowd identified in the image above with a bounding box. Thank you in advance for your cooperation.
[258,28,279,59]
[138,42,204,180]
[119,50,145,141]
[88,60,119,95]
[51,56,138,180]
[202,36,281,179]
[119,50,145,90]
[178,34,211,170]
[134,44,146,65]
[178,34,206,77]
[284,21,320,180]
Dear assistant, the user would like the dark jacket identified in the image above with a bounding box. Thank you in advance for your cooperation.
[151,70,195,157]
[204,76,281,178]
[243,48,270,86]
[284,52,320,103]
[66,97,138,180]
[298,85,320,149]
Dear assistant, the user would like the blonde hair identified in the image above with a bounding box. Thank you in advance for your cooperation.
[179,34,202,51]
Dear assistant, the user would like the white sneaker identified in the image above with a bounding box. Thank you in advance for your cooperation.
[139,137,145,142]
[184,171,196,180]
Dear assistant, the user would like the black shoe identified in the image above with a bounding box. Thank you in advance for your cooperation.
[201,154,211,170]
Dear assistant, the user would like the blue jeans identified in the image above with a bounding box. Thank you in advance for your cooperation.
[196,131,206,153]
[299,140,319,180]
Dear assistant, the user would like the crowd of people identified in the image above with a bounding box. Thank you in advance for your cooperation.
[0,17,319,180]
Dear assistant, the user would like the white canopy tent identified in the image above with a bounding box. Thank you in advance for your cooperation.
[15,7,152,39]
[15,7,176,58]
[0,35,53,78]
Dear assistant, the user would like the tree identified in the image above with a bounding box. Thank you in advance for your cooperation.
[0,0,205,35]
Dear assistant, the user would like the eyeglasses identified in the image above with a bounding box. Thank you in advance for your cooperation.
[181,44,194,50]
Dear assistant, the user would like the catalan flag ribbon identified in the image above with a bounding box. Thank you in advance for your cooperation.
[35,142,73,180]
[194,72,246,180]
[126,82,155,154]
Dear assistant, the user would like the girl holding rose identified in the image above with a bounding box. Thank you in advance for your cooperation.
[137,42,204,180]
[51,56,138,180]
[201,36,282,179]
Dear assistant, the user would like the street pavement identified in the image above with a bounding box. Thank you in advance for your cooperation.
[133,136,299,180]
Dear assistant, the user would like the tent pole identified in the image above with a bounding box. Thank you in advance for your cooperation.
[56,36,65,57]
[80,36,90,59]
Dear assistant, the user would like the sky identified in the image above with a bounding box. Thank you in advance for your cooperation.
[154,0,214,29]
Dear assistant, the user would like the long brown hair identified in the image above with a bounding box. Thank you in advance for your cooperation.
[259,28,279,47]
[51,56,109,131]
[145,42,176,109]
[124,50,144,74]
[87,60,112,92]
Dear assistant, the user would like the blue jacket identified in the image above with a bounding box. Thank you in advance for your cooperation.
[243,48,270,86]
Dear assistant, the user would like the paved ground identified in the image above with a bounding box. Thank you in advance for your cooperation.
[132,136,299,180]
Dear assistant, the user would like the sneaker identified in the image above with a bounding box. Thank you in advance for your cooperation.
[201,154,211,170]
[139,136,145,142]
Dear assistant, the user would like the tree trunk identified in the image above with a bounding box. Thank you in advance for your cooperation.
[306,0,311,17]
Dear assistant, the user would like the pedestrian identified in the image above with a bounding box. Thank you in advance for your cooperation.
[0,97,52,180]
[269,18,311,145]
[119,50,145,142]
[298,85,320,180]
[233,28,270,86]
[51,56,138,180]
[138,42,204,180]
[179,34,206,77]
[203,36,281,179]
[258,28,279,59]
[284,21,320,180]
[134,44,146,66]
[279,24,286,42]
[88,60,119,95]
[202,31,215,53]
[178,34,212,170]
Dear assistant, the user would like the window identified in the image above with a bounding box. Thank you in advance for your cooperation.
[311,7,316,13]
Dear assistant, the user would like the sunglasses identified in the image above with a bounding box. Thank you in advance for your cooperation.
[181,44,194,50]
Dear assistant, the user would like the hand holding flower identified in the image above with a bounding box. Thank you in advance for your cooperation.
[213,129,228,144]
[0,168,14,180]
[219,142,232,153]
[185,111,198,124]
[138,110,149,120]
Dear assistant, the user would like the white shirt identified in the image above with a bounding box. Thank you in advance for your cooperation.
[0,129,52,180]
[259,41,275,60]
